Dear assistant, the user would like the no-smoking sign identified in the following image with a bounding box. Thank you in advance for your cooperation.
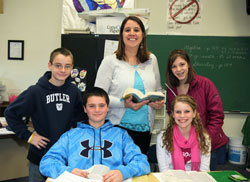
[169,0,200,24]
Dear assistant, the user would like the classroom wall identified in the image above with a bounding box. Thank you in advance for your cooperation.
[136,0,250,36]
[0,0,62,96]
[0,0,249,138]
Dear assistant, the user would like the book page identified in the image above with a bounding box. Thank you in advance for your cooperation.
[186,171,216,182]
[122,88,144,99]
[145,92,164,98]
[153,170,216,182]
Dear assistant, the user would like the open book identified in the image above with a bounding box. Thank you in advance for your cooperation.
[153,170,216,182]
[122,88,165,103]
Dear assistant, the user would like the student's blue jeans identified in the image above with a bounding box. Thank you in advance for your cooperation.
[29,161,46,182]
[210,143,227,171]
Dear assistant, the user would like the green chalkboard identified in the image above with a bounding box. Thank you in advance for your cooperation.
[147,35,250,112]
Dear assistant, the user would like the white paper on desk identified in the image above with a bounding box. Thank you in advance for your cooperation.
[153,170,216,182]
[53,170,132,182]
[54,171,101,182]
[104,40,118,58]
[0,128,15,135]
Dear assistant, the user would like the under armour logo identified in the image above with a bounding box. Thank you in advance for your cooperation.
[80,139,112,158]
[56,103,63,111]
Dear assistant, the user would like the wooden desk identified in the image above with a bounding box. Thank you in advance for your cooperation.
[133,173,159,182]
[0,135,29,181]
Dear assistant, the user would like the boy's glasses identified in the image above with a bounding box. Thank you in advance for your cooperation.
[52,63,72,70]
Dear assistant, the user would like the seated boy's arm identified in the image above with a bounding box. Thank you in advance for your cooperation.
[103,170,123,182]
[116,131,150,180]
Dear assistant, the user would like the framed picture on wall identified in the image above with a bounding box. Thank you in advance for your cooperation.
[0,0,3,14]
[8,40,24,60]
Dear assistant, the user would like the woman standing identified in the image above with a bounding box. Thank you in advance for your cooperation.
[157,95,211,172]
[165,49,228,170]
[95,16,164,154]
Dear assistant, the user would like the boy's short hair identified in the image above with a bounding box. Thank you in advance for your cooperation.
[83,87,110,107]
[49,47,74,64]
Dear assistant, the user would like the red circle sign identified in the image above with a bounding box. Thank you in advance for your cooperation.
[169,0,200,24]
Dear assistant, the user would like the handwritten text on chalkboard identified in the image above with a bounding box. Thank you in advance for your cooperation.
[184,45,249,70]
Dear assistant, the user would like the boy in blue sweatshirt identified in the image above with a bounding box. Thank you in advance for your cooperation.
[4,48,85,182]
[39,87,150,182]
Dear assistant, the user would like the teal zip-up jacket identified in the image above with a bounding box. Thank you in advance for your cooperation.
[39,120,150,179]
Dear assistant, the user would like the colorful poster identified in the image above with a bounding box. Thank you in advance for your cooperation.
[73,0,133,12]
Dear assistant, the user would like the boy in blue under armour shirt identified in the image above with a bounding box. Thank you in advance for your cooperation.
[39,87,150,182]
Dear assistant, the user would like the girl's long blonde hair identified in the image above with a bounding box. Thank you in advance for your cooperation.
[162,95,210,154]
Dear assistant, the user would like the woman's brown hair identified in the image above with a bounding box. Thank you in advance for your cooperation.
[115,16,150,63]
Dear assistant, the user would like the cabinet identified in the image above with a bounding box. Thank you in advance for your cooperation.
[61,34,118,90]
[0,136,29,181]
[150,90,167,145]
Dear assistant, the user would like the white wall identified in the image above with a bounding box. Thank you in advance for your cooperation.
[0,0,249,138]
[136,0,250,36]
[0,0,62,97]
